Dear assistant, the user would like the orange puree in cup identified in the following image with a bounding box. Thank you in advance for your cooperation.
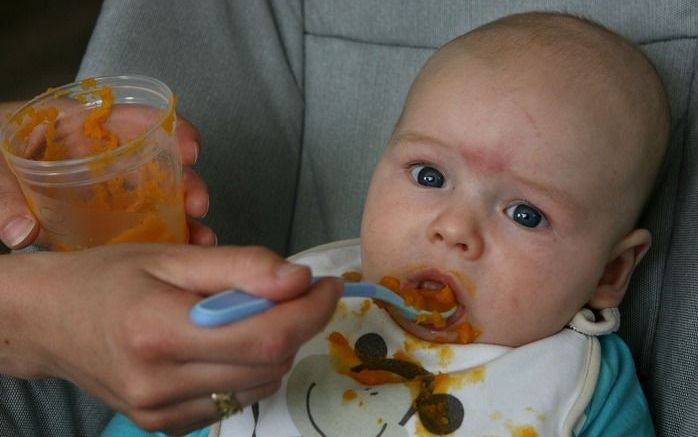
[15,106,64,161]
[107,212,180,244]
[8,81,186,250]
[82,86,119,154]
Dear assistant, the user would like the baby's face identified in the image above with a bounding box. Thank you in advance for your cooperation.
[360,52,636,347]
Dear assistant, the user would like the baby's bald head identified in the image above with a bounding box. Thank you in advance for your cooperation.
[366,12,671,345]
[405,12,670,233]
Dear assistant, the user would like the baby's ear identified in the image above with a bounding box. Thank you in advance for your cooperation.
[587,228,652,309]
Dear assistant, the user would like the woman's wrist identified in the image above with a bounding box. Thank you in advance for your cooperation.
[0,251,63,379]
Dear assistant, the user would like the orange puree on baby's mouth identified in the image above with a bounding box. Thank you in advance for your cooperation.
[435,321,480,345]
[378,276,457,328]
[379,276,457,313]
[416,312,449,329]
[377,276,480,344]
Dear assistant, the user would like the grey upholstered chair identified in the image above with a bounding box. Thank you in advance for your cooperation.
[1,1,695,435]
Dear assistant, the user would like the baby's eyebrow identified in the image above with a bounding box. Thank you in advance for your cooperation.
[388,131,446,149]
[392,131,579,210]
[392,131,512,175]
[511,172,579,211]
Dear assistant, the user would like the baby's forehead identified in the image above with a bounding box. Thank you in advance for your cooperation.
[439,14,649,96]
[407,15,666,184]
[437,17,665,177]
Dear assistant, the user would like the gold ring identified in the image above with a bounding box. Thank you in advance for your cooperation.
[211,391,242,418]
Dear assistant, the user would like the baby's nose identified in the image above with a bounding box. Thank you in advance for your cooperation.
[428,208,484,259]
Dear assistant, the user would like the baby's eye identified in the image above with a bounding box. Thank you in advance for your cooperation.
[410,165,444,188]
[505,203,547,228]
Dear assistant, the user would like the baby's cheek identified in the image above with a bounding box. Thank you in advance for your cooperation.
[361,213,392,250]
[359,243,386,283]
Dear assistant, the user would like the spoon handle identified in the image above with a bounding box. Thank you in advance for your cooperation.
[189,280,385,327]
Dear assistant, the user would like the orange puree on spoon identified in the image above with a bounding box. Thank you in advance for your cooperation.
[378,275,480,343]
[379,276,457,328]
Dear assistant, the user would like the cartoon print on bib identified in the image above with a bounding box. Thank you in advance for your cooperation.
[287,331,465,436]
[220,294,594,436]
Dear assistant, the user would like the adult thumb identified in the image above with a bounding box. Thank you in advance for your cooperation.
[0,157,38,249]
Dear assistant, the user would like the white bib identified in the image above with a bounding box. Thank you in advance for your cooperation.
[216,239,601,437]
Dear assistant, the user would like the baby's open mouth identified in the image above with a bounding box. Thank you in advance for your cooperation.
[379,273,480,344]
[381,277,459,329]
[409,281,458,328]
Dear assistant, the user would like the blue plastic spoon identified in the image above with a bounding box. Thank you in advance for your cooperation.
[190,279,457,327]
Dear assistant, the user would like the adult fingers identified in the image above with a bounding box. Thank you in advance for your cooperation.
[175,115,201,167]
[146,245,314,301]
[180,277,342,364]
[183,167,209,219]
[127,381,280,435]
[0,157,39,249]
[101,106,200,166]
[187,219,217,246]
[127,245,341,362]
[113,358,293,410]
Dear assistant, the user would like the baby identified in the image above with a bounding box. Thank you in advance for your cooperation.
[106,11,668,437]
[360,11,669,349]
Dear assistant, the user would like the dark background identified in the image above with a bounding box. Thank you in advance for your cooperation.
[0,1,103,102]
[0,1,103,253]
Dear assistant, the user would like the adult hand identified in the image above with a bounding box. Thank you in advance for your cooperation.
[0,244,342,435]
[0,106,214,248]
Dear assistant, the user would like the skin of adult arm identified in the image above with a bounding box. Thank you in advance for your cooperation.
[0,243,342,435]
[0,101,332,434]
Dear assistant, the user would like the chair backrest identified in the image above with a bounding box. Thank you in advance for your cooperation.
[293,5,698,436]
[291,5,698,436]
[80,1,698,435]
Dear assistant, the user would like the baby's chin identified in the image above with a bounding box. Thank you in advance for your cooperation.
[387,306,481,345]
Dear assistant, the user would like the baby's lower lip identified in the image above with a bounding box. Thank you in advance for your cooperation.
[392,313,460,342]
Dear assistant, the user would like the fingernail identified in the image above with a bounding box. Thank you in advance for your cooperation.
[2,216,36,248]
[192,141,199,165]
[276,262,307,279]
[200,197,210,218]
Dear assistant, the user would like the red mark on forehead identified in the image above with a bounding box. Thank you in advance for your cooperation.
[460,145,511,175]
[456,98,535,175]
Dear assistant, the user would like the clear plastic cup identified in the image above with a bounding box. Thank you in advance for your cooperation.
[1,75,187,251]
